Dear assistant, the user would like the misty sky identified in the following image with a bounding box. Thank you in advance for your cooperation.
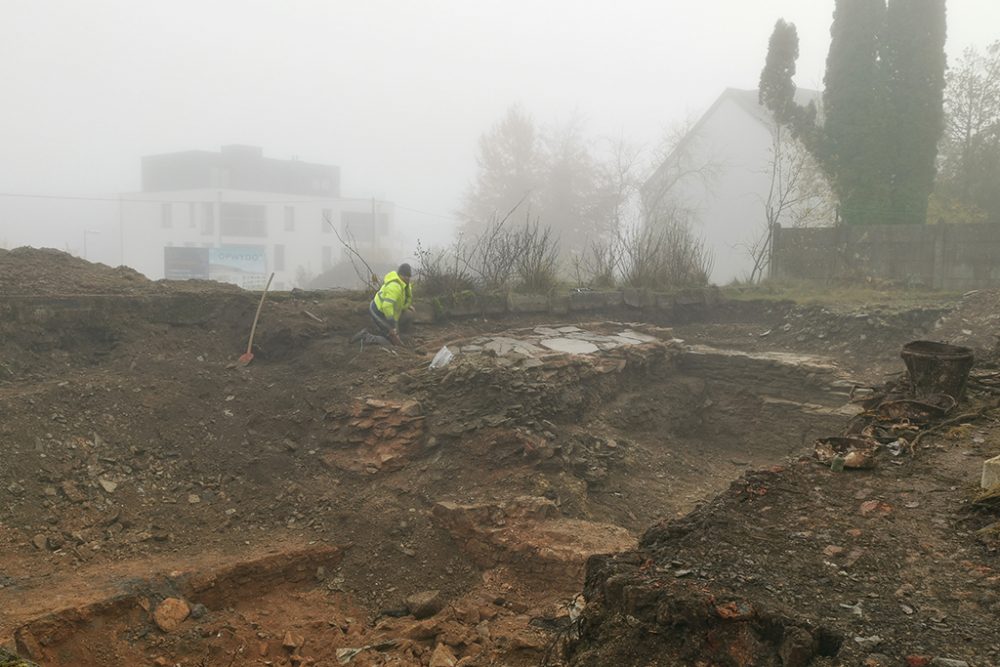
[2,0,998,263]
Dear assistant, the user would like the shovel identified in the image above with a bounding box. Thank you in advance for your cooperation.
[238,272,275,366]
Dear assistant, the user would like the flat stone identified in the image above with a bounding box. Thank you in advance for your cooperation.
[428,643,457,667]
[540,338,599,355]
[98,478,118,494]
[399,400,422,417]
[509,341,545,357]
[982,454,1000,489]
[619,329,658,342]
[483,337,519,357]
[406,589,445,619]
[853,636,882,651]
[60,480,85,502]
[557,326,583,333]
[779,626,815,667]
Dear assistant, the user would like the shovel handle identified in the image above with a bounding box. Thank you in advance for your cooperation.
[245,273,275,355]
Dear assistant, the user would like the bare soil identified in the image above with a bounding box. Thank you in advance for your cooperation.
[1,248,998,667]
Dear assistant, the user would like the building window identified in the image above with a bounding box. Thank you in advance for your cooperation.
[322,246,332,270]
[220,203,267,237]
[189,203,196,228]
[161,203,173,228]
[284,206,295,231]
[274,244,285,271]
[321,208,332,233]
[202,202,215,235]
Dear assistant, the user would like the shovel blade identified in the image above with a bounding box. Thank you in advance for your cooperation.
[238,351,254,366]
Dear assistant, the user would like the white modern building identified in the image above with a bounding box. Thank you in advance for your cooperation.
[643,88,830,285]
[121,145,398,290]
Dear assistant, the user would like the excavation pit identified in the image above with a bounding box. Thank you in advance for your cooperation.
[1,308,861,666]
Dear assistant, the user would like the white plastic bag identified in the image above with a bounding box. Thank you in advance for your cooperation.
[429,345,454,370]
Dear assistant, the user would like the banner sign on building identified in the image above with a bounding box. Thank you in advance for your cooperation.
[164,245,267,289]
[208,246,268,289]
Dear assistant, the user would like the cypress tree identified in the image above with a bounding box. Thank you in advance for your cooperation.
[823,0,890,226]
[760,20,801,126]
[883,0,947,224]
[760,20,821,162]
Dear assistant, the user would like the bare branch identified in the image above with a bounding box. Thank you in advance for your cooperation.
[323,213,379,288]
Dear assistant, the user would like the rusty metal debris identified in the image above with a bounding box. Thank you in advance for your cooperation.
[873,394,956,424]
[816,340,976,470]
[814,436,879,469]
[900,340,974,400]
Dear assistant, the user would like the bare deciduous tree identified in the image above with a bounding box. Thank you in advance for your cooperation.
[935,41,1000,223]
[744,123,835,283]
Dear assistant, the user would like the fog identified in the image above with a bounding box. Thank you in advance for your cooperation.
[1,0,997,270]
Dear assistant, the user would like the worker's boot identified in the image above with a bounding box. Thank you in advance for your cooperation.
[362,333,391,347]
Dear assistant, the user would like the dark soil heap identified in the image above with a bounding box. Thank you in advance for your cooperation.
[0,247,158,296]
[562,398,1000,666]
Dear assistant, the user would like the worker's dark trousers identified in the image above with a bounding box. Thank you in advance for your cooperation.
[369,301,394,336]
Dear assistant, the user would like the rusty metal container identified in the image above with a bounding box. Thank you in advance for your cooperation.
[900,340,974,400]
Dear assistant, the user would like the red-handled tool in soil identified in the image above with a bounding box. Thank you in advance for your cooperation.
[238,272,275,366]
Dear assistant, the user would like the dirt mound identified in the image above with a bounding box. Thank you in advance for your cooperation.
[931,288,1000,359]
[562,397,1000,666]
[0,247,160,296]
[0,247,244,296]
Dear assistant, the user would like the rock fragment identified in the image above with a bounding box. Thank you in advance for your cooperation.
[153,597,190,633]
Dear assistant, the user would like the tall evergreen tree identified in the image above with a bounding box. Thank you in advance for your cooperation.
[760,20,821,160]
[883,0,948,224]
[759,20,801,126]
[761,0,948,226]
[823,0,890,226]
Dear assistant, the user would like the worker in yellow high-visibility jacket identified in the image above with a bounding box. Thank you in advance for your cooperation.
[368,263,413,346]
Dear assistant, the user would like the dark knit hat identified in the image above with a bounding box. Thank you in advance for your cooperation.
[398,263,412,277]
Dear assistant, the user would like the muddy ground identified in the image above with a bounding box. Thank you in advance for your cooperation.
[1,248,998,667]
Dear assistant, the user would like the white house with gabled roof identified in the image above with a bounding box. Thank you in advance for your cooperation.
[643,88,831,284]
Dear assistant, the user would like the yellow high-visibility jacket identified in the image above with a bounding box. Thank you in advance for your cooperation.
[373,271,412,324]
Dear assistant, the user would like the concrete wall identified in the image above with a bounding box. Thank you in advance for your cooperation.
[413,287,722,324]
[773,223,1000,290]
